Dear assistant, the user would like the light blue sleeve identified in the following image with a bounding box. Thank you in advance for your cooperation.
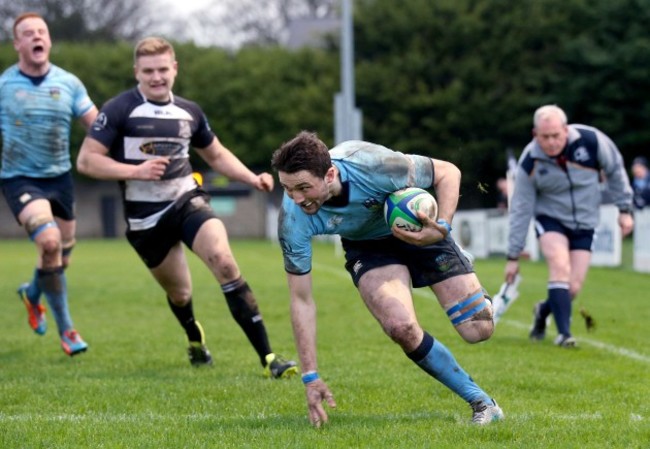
[278,195,317,275]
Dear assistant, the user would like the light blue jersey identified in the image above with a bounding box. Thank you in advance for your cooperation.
[278,140,434,274]
[0,64,94,179]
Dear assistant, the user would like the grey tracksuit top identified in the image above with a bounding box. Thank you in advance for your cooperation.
[507,124,633,260]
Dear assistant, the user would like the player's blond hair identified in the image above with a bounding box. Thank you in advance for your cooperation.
[133,37,175,63]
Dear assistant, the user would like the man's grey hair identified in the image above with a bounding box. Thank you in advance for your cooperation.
[533,104,568,128]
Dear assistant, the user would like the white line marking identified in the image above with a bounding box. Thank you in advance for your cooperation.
[0,412,215,423]
[312,262,650,364]
[503,319,650,363]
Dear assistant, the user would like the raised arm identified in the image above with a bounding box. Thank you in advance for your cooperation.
[197,136,273,192]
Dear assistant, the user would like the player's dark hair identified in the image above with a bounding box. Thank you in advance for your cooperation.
[271,131,331,178]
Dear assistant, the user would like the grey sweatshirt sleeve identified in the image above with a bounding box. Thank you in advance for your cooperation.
[596,131,634,212]
[507,150,536,259]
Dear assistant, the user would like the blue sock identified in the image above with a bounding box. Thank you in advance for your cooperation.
[547,282,571,336]
[25,268,42,305]
[37,267,73,335]
[407,332,491,404]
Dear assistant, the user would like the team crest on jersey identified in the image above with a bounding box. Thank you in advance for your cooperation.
[327,215,343,229]
[574,147,590,162]
[139,141,184,156]
[178,120,192,139]
[362,198,382,210]
[92,113,108,131]
[49,88,61,100]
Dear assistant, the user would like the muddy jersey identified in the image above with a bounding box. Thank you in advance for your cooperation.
[88,88,214,231]
[278,140,434,275]
[0,64,95,178]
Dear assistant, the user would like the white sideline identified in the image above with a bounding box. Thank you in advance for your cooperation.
[312,262,650,365]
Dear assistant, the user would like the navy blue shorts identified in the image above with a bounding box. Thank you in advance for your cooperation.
[126,190,217,268]
[1,172,75,222]
[534,215,595,251]
[341,235,474,288]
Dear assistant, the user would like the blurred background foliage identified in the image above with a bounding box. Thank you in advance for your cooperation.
[0,0,648,207]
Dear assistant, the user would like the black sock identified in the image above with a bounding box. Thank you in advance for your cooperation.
[166,296,203,343]
[222,278,272,366]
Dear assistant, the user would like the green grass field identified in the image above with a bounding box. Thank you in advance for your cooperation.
[1,238,648,448]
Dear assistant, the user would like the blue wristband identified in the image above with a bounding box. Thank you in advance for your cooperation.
[436,219,452,235]
[301,371,320,384]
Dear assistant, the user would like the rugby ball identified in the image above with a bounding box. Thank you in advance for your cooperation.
[384,187,438,232]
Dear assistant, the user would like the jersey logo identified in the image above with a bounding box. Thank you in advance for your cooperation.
[178,120,192,139]
[363,198,382,210]
[92,112,108,131]
[573,147,591,162]
[139,141,184,156]
[327,215,343,229]
[435,254,451,272]
[49,88,61,100]
[19,193,32,204]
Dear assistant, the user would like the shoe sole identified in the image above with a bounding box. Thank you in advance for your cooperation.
[190,360,213,367]
[265,364,299,379]
[63,346,88,357]
[276,365,299,379]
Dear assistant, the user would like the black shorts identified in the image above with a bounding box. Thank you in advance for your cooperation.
[1,172,75,222]
[534,215,595,251]
[342,235,474,288]
[126,190,217,268]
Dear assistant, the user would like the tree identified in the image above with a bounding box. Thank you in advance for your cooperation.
[353,0,650,207]
[0,0,161,42]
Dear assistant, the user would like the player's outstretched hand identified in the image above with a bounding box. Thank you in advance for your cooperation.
[305,379,336,428]
[392,212,446,246]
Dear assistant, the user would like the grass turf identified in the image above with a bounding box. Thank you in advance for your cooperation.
[0,238,648,448]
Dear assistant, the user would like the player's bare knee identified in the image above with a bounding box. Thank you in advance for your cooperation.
[168,292,192,306]
[458,319,494,343]
[62,237,76,253]
[204,251,238,279]
[40,236,62,260]
[383,319,420,347]
[61,238,76,268]
[446,289,494,343]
